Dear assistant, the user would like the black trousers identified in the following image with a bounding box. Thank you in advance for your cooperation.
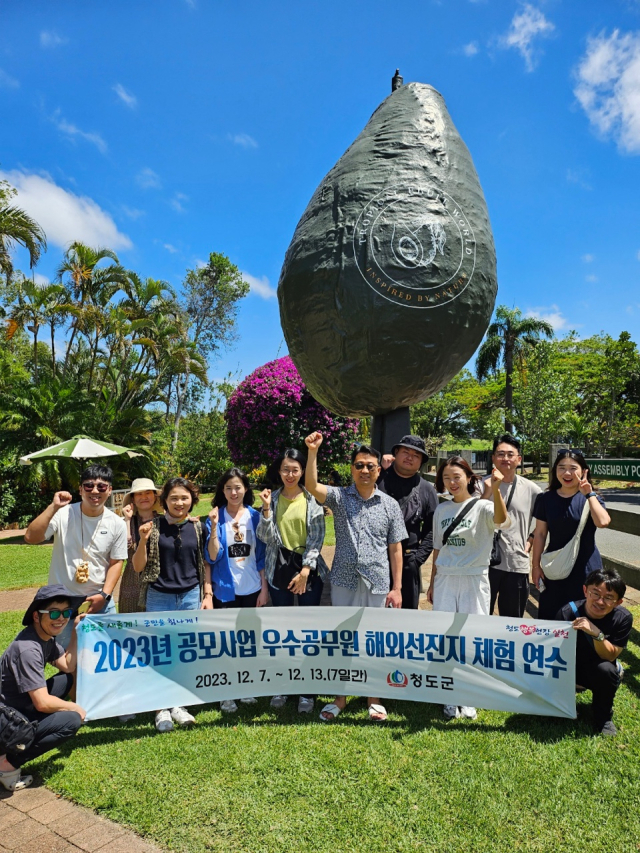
[400,555,421,610]
[489,568,530,618]
[213,591,260,608]
[576,657,621,727]
[7,673,82,768]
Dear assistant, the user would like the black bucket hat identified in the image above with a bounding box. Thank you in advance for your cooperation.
[391,435,428,463]
[22,584,87,627]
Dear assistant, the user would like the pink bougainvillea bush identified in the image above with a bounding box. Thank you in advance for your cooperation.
[225,356,359,474]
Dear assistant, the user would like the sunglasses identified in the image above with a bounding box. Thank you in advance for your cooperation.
[353,462,378,471]
[556,449,583,460]
[81,482,110,493]
[38,608,73,620]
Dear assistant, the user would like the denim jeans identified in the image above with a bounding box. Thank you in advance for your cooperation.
[146,585,201,612]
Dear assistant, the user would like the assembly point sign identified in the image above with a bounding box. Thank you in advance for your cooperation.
[586,458,640,482]
[76,608,576,721]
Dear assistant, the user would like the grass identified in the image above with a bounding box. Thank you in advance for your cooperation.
[0,543,51,590]
[1,605,639,853]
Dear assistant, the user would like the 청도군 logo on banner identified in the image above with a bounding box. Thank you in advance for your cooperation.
[386,670,409,688]
[353,182,476,309]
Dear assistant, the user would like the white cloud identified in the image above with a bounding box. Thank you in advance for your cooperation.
[113,83,137,109]
[229,132,258,149]
[0,68,19,89]
[40,31,68,48]
[500,4,554,72]
[585,274,598,282]
[121,205,145,219]
[33,273,50,286]
[566,168,592,190]
[582,253,595,262]
[463,42,479,57]
[574,30,640,154]
[52,111,107,154]
[242,271,277,300]
[163,243,178,253]
[136,168,161,189]
[0,169,132,251]
[170,192,188,213]
[525,305,567,331]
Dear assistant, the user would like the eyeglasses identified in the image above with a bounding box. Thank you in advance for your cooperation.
[38,608,73,620]
[231,522,243,542]
[495,452,518,459]
[586,589,619,605]
[81,482,110,493]
[353,462,378,471]
[280,468,301,476]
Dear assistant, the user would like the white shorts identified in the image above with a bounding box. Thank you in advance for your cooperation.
[432,573,490,615]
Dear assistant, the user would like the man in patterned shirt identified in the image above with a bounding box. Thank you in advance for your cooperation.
[304,431,407,723]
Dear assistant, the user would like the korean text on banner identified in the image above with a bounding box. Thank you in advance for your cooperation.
[76,608,576,721]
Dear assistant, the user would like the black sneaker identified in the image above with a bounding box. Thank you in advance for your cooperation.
[598,721,617,737]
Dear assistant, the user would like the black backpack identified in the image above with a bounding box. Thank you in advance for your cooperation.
[0,703,37,754]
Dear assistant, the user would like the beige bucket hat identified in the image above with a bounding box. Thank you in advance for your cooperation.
[123,477,162,508]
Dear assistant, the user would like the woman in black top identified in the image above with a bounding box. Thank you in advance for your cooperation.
[532,450,610,619]
[133,477,216,732]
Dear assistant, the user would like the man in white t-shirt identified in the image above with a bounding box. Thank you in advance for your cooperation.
[482,435,542,617]
[25,465,127,625]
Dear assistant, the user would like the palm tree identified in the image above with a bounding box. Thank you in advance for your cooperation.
[476,305,554,433]
[55,242,127,375]
[10,277,67,381]
[0,191,47,281]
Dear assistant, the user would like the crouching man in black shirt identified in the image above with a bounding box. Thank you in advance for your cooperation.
[557,568,632,737]
[0,585,86,791]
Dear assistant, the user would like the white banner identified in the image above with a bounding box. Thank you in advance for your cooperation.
[76,608,576,720]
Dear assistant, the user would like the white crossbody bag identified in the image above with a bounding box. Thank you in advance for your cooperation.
[540,499,591,581]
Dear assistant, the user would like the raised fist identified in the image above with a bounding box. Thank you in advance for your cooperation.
[208,506,219,525]
[53,491,73,510]
[139,520,154,542]
[259,489,271,509]
[304,432,323,451]
[490,466,504,487]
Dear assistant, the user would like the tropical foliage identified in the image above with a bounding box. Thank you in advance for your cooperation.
[226,356,360,475]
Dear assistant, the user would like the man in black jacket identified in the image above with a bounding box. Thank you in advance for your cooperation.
[379,435,438,609]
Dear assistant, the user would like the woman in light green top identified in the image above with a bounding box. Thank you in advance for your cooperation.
[257,448,328,714]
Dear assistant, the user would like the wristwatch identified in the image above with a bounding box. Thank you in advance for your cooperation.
[586,492,597,499]
[98,589,112,604]
[594,631,605,642]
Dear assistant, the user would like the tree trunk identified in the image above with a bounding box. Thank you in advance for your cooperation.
[171,370,190,454]
[504,341,514,433]
[50,320,56,377]
[33,327,39,384]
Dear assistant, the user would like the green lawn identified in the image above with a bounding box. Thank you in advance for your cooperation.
[1,606,639,853]
[0,543,51,590]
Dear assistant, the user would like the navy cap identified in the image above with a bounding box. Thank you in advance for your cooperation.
[392,435,428,463]
[22,584,87,627]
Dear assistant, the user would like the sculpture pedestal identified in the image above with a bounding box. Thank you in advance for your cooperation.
[371,407,411,455]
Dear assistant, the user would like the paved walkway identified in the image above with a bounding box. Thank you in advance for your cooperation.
[0,783,162,852]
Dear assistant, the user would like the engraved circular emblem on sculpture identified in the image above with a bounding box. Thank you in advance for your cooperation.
[353,183,476,308]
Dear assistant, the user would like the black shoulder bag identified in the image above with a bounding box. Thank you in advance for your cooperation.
[489,478,517,568]
[0,704,37,754]
[441,498,480,548]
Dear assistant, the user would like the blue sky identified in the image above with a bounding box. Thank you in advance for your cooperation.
[2,0,640,390]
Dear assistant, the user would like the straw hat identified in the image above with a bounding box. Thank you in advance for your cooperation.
[123,477,161,508]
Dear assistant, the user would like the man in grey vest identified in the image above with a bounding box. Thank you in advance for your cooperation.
[482,435,541,617]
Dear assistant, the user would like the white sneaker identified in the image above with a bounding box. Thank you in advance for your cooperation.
[155,709,174,732]
[459,706,477,720]
[298,697,314,714]
[239,696,257,704]
[443,704,460,719]
[270,695,288,709]
[171,706,196,726]
[220,699,238,713]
